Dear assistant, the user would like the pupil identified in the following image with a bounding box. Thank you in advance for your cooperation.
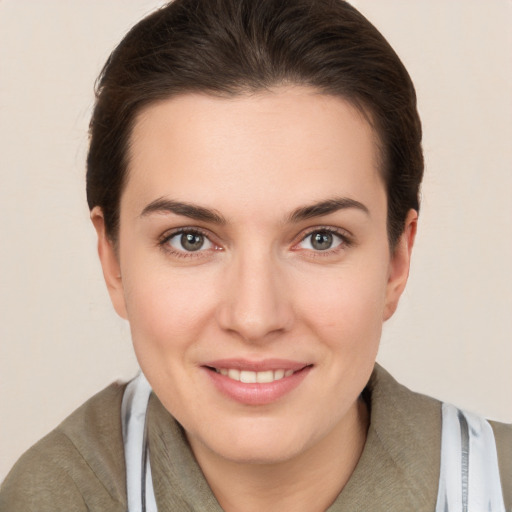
[312,232,332,250]
[181,233,203,251]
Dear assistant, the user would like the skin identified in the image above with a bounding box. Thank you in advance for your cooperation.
[92,87,417,512]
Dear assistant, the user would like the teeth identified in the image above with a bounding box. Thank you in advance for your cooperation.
[227,369,240,380]
[256,370,273,383]
[215,368,296,383]
[240,370,256,383]
[274,369,285,380]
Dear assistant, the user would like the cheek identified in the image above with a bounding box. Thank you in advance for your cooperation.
[295,261,389,346]
[121,262,219,360]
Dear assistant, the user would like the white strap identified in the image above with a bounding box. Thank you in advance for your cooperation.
[121,372,158,512]
[435,403,506,512]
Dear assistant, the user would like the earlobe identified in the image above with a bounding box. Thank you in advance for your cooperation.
[90,207,128,319]
[383,209,418,321]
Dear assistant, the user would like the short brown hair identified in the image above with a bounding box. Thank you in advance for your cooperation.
[87,0,423,247]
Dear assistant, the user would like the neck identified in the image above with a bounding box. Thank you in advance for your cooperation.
[188,398,369,512]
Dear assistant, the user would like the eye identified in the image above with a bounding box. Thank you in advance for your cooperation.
[298,229,345,251]
[166,230,214,252]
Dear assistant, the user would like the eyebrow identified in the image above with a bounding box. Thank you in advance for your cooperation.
[140,196,369,225]
[140,198,226,224]
[287,197,370,223]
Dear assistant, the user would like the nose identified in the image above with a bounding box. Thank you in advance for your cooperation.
[216,248,294,343]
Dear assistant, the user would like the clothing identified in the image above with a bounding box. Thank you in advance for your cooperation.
[1,365,510,511]
[122,372,508,512]
[435,403,506,510]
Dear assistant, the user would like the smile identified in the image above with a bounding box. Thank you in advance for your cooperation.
[214,368,295,383]
[203,361,313,405]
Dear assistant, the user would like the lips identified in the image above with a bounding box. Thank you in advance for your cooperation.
[202,359,312,405]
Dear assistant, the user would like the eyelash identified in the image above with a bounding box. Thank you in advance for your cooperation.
[158,226,353,259]
[158,227,219,259]
[293,226,353,256]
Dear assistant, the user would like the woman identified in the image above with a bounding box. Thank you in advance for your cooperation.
[1,0,510,510]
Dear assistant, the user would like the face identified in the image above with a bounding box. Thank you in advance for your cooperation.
[93,87,415,466]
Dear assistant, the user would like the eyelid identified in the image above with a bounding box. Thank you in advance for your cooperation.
[158,226,221,256]
[292,225,354,252]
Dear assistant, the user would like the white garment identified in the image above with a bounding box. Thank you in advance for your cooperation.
[121,372,157,512]
[122,373,506,512]
[435,403,506,512]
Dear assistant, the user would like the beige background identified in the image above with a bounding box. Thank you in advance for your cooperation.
[0,0,511,481]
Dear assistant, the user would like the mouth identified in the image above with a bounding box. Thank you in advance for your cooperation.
[202,360,313,405]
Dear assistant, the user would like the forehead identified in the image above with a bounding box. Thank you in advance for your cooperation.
[124,87,385,218]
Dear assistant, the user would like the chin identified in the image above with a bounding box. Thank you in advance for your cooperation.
[215,441,305,466]
[190,420,316,466]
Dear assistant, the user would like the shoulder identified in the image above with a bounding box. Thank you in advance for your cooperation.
[0,382,128,512]
[490,419,512,508]
[371,365,511,508]
[367,366,511,508]
[352,365,443,509]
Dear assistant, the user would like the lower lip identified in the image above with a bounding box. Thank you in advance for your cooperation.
[203,366,312,405]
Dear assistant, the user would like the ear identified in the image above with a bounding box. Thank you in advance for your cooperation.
[383,209,418,321]
[90,207,128,319]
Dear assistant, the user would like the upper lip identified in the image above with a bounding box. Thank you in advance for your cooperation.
[203,358,311,372]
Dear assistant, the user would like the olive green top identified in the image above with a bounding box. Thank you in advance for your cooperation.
[1,365,510,511]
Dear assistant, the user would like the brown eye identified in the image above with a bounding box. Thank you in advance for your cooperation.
[167,231,213,252]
